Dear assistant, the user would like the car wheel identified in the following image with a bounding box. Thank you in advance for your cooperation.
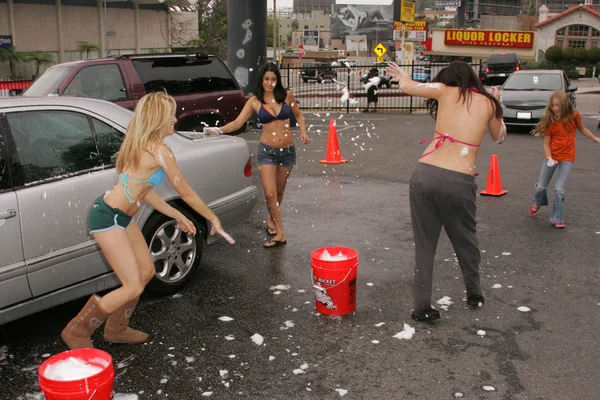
[302,78,308,83]
[317,74,324,83]
[143,207,204,295]
[386,81,391,88]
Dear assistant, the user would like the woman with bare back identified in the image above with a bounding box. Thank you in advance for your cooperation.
[61,91,232,349]
[387,61,505,322]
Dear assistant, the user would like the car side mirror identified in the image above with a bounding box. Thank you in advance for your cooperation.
[567,85,577,92]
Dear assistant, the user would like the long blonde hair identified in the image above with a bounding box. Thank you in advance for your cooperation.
[115,91,176,173]
[531,90,575,137]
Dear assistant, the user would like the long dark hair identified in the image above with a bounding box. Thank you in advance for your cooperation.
[255,63,287,104]
[426,61,502,120]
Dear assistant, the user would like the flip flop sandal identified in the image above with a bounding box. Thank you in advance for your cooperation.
[263,239,287,248]
[265,226,277,236]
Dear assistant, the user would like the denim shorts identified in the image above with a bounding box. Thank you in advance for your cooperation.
[89,195,132,234]
[258,143,296,167]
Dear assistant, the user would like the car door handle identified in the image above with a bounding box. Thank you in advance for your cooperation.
[0,209,17,220]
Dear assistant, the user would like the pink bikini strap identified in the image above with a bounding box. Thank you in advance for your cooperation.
[419,131,480,159]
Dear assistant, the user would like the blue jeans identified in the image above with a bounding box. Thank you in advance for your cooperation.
[533,159,573,223]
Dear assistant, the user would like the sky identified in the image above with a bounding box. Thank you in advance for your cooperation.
[267,0,393,9]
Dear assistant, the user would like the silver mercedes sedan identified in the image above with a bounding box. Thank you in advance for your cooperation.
[0,96,258,325]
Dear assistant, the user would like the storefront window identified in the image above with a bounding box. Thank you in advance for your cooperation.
[555,39,564,48]
[592,28,600,37]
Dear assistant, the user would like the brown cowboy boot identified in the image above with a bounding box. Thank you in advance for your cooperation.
[61,295,110,350]
[103,297,148,344]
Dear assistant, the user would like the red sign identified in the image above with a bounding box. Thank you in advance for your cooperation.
[298,44,305,58]
[444,30,534,48]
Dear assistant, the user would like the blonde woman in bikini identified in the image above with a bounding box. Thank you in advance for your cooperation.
[387,61,506,321]
[61,92,232,349]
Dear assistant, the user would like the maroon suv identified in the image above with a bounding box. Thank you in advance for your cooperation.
[24,53,246,134]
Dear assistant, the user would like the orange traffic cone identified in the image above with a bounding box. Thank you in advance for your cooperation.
[480,154,507,196]
[320,120,348,164]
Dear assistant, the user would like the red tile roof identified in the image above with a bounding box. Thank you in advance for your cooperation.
[535,5,600,28]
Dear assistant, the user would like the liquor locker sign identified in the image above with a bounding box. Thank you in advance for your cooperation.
[444,30,534,48]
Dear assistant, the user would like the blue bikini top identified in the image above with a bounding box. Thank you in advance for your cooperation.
[119,169,166,203]
[257,102,293,124]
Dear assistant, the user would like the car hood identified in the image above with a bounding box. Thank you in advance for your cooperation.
[500,90,553,107]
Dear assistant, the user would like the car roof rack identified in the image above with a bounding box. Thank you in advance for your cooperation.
[113,52,211,59]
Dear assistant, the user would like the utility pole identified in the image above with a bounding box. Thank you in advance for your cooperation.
[103,0,109,56]
[273,0,278,64]
[227,0,267,95]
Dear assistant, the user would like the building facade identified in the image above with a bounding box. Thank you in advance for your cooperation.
[536,4,600,60]
[293,0,335,14]
[0,0,197,78]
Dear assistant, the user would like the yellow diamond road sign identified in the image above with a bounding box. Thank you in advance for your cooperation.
[374,43,387,57]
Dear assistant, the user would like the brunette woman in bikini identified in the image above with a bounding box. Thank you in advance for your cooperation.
[207,63,310,248]
[61,92,232,349]
[387,61,505,321]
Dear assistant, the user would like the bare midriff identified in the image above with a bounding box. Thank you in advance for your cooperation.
[259,119,294,148]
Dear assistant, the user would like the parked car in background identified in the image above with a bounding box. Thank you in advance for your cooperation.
[499,70,577,130]
[336,59,357,68]
[301,62,338,83]
[412,67,432,83]
[0,96,258,325]
[24,53,246,134]
[485,52,522,85]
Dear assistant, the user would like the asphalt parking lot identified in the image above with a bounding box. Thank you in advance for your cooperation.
[1,90,599,399]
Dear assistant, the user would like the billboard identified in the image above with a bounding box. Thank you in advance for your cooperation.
[303,30,319,47]
[331,4,394,40]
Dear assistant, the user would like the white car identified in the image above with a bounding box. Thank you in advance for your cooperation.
[0,96,258,325]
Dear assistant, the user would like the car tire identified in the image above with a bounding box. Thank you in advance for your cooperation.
[143,207,204,295]
[317,74,324,84]
[386,81,391,88]
[302,78,308,83]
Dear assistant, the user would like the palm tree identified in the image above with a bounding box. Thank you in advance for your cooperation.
[25,51,56,77]
[291,19,299,32]
[76,41,101,60]
[0,46,28,79]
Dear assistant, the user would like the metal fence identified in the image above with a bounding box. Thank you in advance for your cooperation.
[280,61,482,113]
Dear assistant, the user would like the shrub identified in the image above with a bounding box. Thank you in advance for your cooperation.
[566,68,579,80]
[544,45,562,62]
[588,48,600,64]
[561,47,574,60]
[573,48,587,62]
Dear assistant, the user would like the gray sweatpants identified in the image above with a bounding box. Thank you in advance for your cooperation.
[409,163,482,312]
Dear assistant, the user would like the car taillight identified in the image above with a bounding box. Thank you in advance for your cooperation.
[485,67,489,73]
[515,64,520,71]
[244,158,252,177]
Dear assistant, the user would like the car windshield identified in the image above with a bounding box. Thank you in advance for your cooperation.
[24,65,75,96]
[502,73,562,91]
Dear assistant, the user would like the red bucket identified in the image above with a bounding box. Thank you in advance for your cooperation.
[311,247,359,316]
[38,349,115,400]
